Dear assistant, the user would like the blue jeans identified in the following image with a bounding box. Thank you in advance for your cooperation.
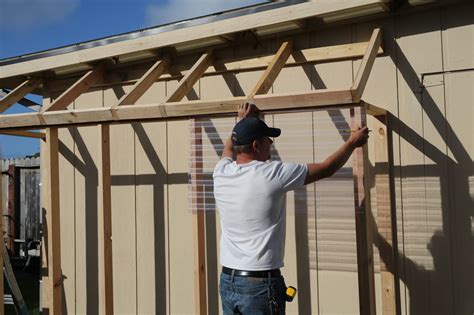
[219,272,287,315]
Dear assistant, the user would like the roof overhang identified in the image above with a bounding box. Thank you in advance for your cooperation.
[0,0,390,80]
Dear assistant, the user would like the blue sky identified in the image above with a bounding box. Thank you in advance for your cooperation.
[0,0,264,158]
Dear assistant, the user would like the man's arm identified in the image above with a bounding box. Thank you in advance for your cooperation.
[221,102,260,159]
[304,127,369,185]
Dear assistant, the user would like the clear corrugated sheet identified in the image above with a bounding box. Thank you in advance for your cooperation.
[189,109,361,272]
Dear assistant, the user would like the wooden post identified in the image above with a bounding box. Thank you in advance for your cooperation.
[0,146,4,313]
[44,127,62,314]
[351,104,376,315]
[99,124,114,314]
[191,120,207,315]
[373,115,398,314]
[7,165,17,253]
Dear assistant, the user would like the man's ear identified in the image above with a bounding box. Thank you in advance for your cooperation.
[252,139,260,152]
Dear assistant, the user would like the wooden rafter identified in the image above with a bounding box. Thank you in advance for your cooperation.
[247,41,292,98]
[41,63,106,112]
[0,78,42,113]
[351,28,382,101]
[0,130,46,139]
[0,89,355,130]
[166,50,214,102]
[113,56,170,107]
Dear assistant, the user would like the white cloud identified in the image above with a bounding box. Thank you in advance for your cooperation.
[145,0,265,26]
[0,0,79,31]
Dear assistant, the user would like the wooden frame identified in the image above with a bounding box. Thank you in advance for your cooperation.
[0,78,42,113]
[0,28,398,315]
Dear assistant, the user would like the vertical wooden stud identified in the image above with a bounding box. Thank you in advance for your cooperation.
[373,115,398,315]
[351,104,376,315]
[0,145,4,313]
[192,119,207,315]
[99,124,114,315]
[44,127,62,314]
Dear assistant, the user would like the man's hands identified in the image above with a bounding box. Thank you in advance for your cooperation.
[348,127,370,148]
[238,102,260,120]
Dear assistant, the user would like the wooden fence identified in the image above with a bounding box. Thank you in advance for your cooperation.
[1,157,41,254]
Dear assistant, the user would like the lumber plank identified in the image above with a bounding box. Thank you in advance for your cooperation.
[0,0,389,79]
[351,28,382,101]
[113,57,170,106]
[0,130,46,139]
[191,119,207,315]
[0,146,3,313]
[99,124,114,315]
[351,105,376,315]
[0,78,42,113]
[247,41,292,98]
[167,50,214,102]
[373,115,398,315]
[0,89,356,130]
[44,127,62,314]
[41,63,106,112]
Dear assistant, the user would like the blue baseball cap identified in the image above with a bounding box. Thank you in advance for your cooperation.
[232,117,281,145]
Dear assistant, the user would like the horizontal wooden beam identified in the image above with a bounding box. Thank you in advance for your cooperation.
[351,28,382,101]
[0,89,355,130]
[41,63,106,112]
[0,78,42,113]
[0,130,46,139]
[0,0,389,79]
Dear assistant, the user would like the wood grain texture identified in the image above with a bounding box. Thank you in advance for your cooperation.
[41,64,105,112]
[373,115,398,315]
[0,89,356,129]
[351,28,382,101]
[0,0,389,79]
[351,105,376,315]
[247,41,292,98]
[99,124,113,315]
[0,78,42,113]
[167,51,214,102]
[0,130,45,139]
[113,57,170,106]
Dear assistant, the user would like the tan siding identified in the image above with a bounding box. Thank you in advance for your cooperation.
[134,81,168,314]
[167,119,195,315]
[73,90,103,314]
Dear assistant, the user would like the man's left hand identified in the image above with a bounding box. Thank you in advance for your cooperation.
[238,102,260,120]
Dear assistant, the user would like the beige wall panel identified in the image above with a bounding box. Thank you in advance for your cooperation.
[167,119,195,315]
[104,87,138,314]
[421,73,454,314]
[133,81,168,313]
[58,127,76,313]
[318,271,359,314]
[441,2,474,71]
[273,111,316,315]
[395,9,443,314]
[73,89,103,314]
[444,71,474,314]
[313,108,359,313]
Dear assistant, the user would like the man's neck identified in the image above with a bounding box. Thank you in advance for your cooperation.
[236,153,258,164]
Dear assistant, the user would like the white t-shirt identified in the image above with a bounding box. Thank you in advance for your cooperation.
[213,157,308,270]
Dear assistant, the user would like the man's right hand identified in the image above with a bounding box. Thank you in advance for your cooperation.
[348,127,370,148]
[238,102,260,120]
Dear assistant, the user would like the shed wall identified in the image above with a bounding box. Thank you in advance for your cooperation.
[44,2,473,314]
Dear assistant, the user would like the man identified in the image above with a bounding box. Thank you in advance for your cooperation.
[213,103,369,314]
